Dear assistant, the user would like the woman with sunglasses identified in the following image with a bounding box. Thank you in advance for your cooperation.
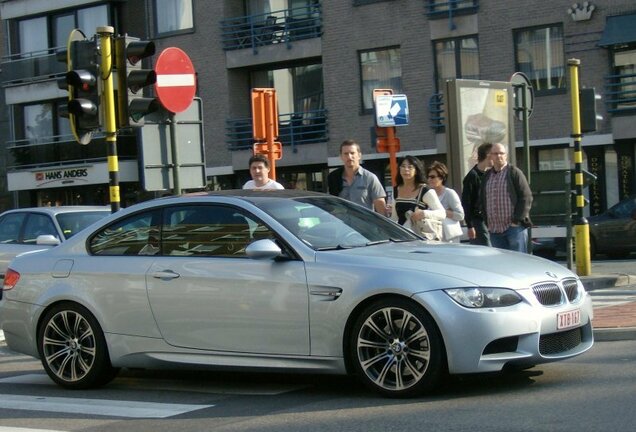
[393,156,445,240]
[426,161,465,243]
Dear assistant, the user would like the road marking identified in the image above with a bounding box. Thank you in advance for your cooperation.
[0,427,66,432]
[0,373,306,395]
[0,394,212,418]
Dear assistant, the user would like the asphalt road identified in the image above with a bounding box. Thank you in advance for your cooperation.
[1,340,635,432]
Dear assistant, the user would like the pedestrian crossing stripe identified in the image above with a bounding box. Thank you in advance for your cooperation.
[0,394,213,418]
[0,427,66,432]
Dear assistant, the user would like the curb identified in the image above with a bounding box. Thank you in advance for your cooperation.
[580,273,636,291]
[593,327,636,342]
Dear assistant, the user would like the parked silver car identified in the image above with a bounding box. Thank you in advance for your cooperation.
[0,191,594,397]
[0,206,111,279]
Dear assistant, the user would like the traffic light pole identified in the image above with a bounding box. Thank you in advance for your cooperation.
[98,26,120,213]
[568,58,591,276]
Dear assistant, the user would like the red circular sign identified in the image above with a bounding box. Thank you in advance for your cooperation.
[154,47,197,113]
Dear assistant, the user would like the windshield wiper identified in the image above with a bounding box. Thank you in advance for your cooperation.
[365,240,391,246]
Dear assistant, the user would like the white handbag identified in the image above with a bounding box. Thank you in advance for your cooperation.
[442,219,463,241]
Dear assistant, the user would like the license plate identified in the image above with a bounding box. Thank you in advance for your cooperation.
[557,309,581,330]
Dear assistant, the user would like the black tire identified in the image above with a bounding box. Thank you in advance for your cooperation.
[349,298,445,398]
[37,302,118,389]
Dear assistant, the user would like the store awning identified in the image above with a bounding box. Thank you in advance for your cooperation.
[598,13,636,47]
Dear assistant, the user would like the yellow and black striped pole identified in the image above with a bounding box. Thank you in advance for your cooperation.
[98,26,120,213]
[568,58,591,276]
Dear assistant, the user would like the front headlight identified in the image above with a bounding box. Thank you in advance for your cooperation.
[444,287,522,308]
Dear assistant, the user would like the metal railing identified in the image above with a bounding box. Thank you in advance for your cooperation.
[604,71,636,113]
[1,47,67,86]
[226,109,328,151]
[425,0,479,16]
[429,93,445,133]
[5,133,137,171]
[220,4,322,53]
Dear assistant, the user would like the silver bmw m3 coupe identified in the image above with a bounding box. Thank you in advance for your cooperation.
[0,190,594,397]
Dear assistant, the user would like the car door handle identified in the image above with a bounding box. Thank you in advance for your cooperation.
[152,270,180,280]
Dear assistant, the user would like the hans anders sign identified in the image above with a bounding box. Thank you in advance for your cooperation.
[35,168,90,186]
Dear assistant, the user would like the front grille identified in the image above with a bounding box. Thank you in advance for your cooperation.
[539,327,582,355]
[563,278,580,302]
[532,282,563,306]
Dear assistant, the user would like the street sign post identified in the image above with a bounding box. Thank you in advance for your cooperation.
[154,47,197,194]
[373,89,401,187]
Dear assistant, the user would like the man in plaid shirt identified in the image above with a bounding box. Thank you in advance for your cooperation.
[479,143,533,253]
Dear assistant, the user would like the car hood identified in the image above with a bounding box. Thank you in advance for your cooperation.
[317,241,575,289]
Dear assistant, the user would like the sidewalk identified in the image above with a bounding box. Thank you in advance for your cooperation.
[579,270,636,342]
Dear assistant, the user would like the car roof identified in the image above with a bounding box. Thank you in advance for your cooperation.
[185,189,328,199]
[0,206,111,217]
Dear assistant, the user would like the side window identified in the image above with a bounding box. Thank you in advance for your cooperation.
[0,213,26,244]
[90,210,160,256]
[162,205,268,258]
[23,214,57,244]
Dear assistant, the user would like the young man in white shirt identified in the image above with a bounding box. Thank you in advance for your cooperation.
[242,155,284,190]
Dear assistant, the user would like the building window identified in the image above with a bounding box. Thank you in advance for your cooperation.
[433,36,479,92]
[514,24,565,95]
[23,103,54,143]
[18,17,48,56]
[155,0,194,35]
[610,48,636,111]
[251,64,324,114]
[359,47,403,112]
[14,4,110,56]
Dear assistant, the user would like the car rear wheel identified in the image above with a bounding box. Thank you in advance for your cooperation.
[38,303,118,389]
[349,298,445,398]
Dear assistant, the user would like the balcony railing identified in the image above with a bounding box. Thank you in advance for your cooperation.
[1,47,67,86]
[425,0,479,16]
[5,133,137,171]
[429,93,445,133]
[226,109,328,151]
[604,71,636,114]
[220,4,322,53]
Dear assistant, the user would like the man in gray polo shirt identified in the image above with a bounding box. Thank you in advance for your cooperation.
[328,139,388,213]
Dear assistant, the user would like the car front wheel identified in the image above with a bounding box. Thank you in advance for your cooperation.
[38,303,118,389]
[349,298,445,398]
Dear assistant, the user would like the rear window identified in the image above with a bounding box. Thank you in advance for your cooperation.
[56,211,110,239]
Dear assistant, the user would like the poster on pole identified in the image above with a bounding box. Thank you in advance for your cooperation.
[444,79,515,190]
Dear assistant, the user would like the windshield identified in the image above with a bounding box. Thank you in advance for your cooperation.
[259,196,419,250]
[56,211,110,239]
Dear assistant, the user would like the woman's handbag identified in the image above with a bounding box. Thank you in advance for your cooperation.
[442,218,463,241]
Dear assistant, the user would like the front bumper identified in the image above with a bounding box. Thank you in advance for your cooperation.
[413,287,594,374]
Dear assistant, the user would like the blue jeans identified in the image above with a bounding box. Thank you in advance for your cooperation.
[490,225,528,253]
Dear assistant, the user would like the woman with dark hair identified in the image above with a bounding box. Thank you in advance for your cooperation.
[392,156,445,240]
[426,161,465,243]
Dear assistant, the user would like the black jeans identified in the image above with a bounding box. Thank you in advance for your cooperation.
[469,217,491,247]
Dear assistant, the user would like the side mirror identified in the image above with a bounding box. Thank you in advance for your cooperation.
[36,234,61,246]
[245,239,282,260]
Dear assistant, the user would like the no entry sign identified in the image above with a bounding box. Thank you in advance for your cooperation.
[154,47,196,113]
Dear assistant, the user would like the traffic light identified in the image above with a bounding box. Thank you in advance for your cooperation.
[115,35,159,128]
[580,88,602,133]
[57,36,100,145]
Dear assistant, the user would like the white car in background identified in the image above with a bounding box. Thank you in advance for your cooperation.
[0,206,110,279]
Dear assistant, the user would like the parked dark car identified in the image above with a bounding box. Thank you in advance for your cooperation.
[589,195,636,259]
